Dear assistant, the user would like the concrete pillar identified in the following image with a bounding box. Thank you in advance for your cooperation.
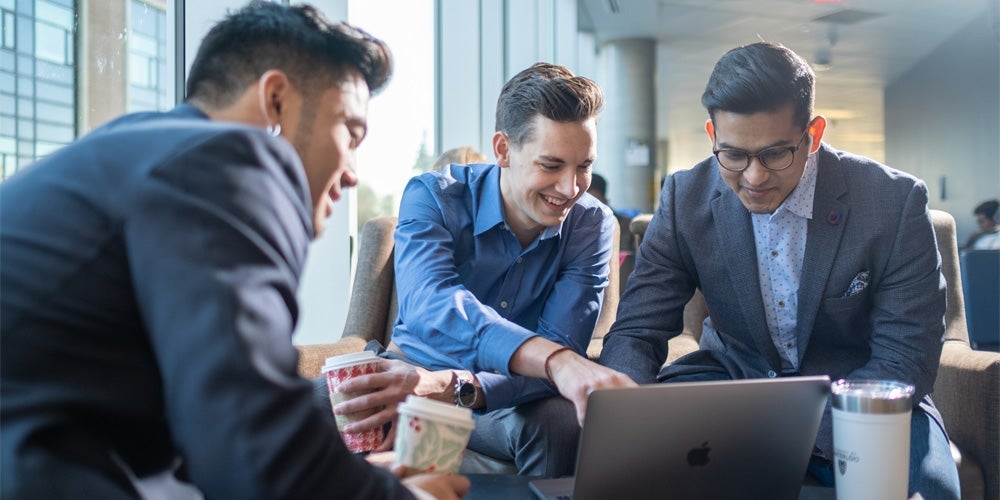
[596,38,656,213]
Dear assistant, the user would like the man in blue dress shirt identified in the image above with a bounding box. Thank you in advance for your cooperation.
[334,63,635,477]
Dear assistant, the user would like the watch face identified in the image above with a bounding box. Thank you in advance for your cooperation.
[458,382,476,406]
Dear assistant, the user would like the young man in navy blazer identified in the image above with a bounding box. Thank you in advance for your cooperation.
[0,3,466,498]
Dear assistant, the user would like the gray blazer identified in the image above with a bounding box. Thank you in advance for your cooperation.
[601,144,946,458]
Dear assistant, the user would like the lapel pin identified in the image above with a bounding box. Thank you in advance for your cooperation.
[826,210,842,225]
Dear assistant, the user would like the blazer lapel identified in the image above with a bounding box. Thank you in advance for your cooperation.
[712,183,783,371]
[796,146,849,359]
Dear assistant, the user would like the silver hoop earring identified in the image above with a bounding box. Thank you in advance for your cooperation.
[266,123,282,137]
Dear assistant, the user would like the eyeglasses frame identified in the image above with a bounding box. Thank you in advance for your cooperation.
[712,127,812,173]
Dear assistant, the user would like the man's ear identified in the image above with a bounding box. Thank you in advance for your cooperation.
[807,116,827,154]
[257,70,291,125]
[704,119,715,143]
[493,131,511,168]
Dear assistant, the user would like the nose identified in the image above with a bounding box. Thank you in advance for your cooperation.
[742,157,769,186]
[340,167,358,189]
[327,168,357,203]
[556,170,579,198]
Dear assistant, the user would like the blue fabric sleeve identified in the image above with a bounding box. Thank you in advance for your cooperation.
[394,179,536,376]
[395,178,615,410]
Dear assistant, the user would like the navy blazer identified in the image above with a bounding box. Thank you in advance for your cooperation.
[601,144,946,458]
[0,105,412,498]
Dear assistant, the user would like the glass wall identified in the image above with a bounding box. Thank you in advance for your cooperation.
[127,0,170,113]
[348,0,434,228]
[0,0,171,180]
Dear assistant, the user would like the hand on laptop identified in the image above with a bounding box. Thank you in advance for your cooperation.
[545,349,637,426]
[509,337,637,426]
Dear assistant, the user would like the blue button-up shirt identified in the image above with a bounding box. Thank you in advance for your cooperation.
[391,163,615,411]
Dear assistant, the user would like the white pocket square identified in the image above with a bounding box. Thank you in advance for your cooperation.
[842,271,870,297]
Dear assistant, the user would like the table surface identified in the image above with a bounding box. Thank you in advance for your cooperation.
[465,474,837,500]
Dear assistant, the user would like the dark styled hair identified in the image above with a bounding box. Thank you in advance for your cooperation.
[185,1,392,108]
[974,199,1000,220]
[495,62,604,146]
[701,42,814,129]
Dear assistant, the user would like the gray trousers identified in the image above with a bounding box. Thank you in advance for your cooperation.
[467,396,580,478]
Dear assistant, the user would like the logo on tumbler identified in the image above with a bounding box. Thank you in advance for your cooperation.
[686,442,711,467]
[834,448,860,476]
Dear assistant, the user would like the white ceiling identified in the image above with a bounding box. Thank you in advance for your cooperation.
[579,0,992,170]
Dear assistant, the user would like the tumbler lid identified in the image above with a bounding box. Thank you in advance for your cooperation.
[831,379,914,414]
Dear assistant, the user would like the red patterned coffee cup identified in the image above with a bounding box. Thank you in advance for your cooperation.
[322,351,383,453]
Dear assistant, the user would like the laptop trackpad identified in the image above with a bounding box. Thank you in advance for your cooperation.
[529,477,575,500]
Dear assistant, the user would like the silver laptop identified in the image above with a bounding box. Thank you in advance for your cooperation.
[529,375,830,500]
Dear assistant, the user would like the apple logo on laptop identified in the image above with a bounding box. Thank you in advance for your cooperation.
[686,441,711,467]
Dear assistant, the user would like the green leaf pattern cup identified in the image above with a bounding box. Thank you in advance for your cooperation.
[394,396,475,473]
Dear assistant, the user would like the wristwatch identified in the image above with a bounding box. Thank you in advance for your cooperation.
[453,371,478,408]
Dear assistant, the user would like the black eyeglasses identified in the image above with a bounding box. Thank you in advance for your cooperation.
[712,128,810,172]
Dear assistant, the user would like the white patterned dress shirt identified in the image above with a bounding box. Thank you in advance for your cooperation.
[750,153,818,373]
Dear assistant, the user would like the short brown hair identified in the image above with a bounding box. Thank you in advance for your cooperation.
[495,63,604,147]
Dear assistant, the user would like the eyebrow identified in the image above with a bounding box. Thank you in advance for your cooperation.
[717,138,793,151]
[537,155,595,166]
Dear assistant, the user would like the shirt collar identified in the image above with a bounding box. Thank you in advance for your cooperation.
[473,165,506,236]
[774,152,818,220]
[470,165,564,241]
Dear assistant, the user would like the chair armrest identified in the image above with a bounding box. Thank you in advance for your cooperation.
[934,341,1000,500]
[296,336,369,379]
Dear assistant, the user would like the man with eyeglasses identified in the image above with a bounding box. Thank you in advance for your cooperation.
[600,42,959,498]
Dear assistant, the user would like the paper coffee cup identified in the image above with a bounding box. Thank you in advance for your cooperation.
[831,379,914,500]
[393,395,475,474]
[322,351,383,453]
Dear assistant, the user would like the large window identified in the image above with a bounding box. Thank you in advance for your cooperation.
[348,0,434,227]
[127,0,169,113]
[0,0,171,180]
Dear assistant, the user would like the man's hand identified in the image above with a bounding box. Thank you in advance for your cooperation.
[400,471,470,500]
[333,359,456,450]
[508,337,637,427]
[333,358,419,449]
[546,349,637,426]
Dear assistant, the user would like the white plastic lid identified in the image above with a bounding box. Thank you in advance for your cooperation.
[398,395,475,428]
[321,351,377,373]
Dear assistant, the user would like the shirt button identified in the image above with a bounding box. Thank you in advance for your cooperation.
[516,257,523,264]
[499,300,508,308]
[785,342,793,349]
[770,250,778,257]
[778,301,785,307]
[767,370,777,378]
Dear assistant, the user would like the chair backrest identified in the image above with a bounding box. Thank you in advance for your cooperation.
[342,216,398,345]
[960,249,1000,350]
[343,215,621,349]
[629,213,708,341]
[930,209,972,346]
